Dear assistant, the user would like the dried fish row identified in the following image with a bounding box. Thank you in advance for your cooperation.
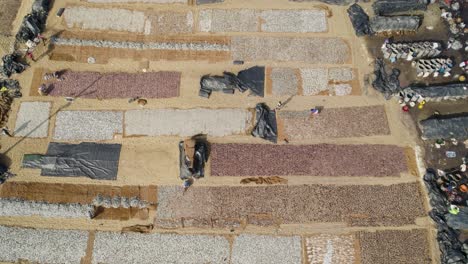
[382,41,442,62]
[412,58,453,78]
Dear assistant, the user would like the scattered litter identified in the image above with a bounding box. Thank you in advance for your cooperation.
[137,98,147,107]
[446,151,457,158]
[56,7,65,17]
[87,56,96,64]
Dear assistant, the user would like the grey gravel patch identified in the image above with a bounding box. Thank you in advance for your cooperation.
[199,9,258,32]
[64,7,148,33]
[231,37,350,63]
[14,102,51,138]
[232,234,302,264]
[0,226,88,264]
[261,10,327,33]
[92,232,230,264]
[0,198,94,219]
[271,68,298,96]
[54,111,123,141]
[301,68,328,95]
[51,37,230,52]
[330,83,352,96]
[328,67,354,82]
[125,108,252,137]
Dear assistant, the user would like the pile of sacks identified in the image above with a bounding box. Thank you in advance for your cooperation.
[382,41,442,62]
[92,195,150,209]
[412,58,453,78]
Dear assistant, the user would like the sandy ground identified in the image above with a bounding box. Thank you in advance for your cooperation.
[0,0,440,263]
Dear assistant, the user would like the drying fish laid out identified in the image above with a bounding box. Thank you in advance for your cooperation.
[382,41,442,62]
[412,58,453,78]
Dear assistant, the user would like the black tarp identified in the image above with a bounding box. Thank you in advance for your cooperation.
[0,79,20,90]
[23,142,122,180]
[237,66,265,97]
[370,16,421,33]
[16,0,50,43]
[199,66,265,98]
[347,4,373,36]
[252,103,277,143]
[406,83,468,99]
[178,138,208,180]
[372,58,401,99]
[419,113,468,140]
[424,170,468,264]
[446,207,468,229]
[372,0,429,15]
[1,54,27,77]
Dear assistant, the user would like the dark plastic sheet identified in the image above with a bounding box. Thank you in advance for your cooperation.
[408,83,468,98]
[252,103,277,143]
[373,0,429,15]
[31,142,122,180]
[419,113,468,140]
[347,4,373,36]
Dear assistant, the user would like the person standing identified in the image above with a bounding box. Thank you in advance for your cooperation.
[1,127,13,137]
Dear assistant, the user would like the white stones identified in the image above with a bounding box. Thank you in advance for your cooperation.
[125,108,252,137]
[199,9,327,33]
[53,111,123,141]
[330,84,353,96]
[64,7,149,34]
[0,198,94,219]
[51,37,230,52]
[0,226,88,264]
[301,68,329,95]
[260,10,327,33]
[14,102,51,138]
[306,234,356,264]
[232,234,302,264]
[328,67,354,82]
[92,232,230,264]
